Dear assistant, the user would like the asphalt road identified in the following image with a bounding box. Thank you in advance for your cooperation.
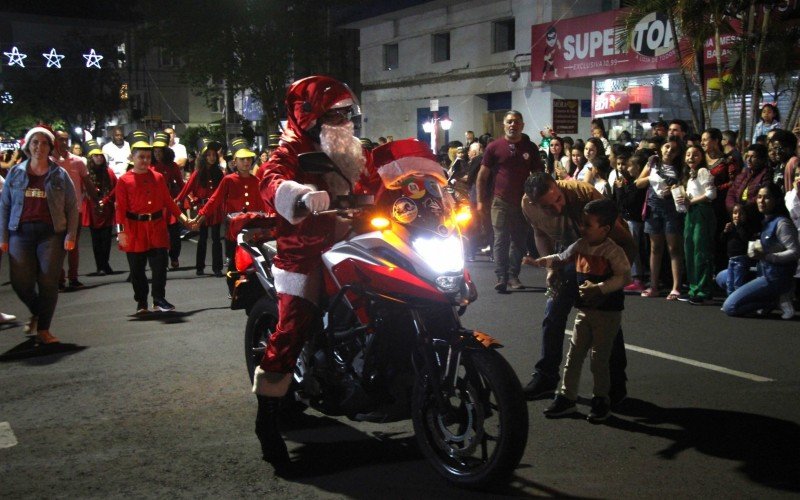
[1,236,799,498]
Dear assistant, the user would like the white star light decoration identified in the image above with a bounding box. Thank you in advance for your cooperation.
[42,48,65,68]
[4,46,27,67]
[2,47,108,69]
[83,49,103,68]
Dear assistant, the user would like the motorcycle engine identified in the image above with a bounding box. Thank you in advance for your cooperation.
[295,310,373,416]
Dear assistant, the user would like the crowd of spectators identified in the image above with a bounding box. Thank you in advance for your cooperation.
[524,111,800,320]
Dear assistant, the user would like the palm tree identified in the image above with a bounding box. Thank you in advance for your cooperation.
[709,1,800,146]
[617,0,784,136]
[618,0,693,130]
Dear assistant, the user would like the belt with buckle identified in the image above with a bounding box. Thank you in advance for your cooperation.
[126,210,163,221]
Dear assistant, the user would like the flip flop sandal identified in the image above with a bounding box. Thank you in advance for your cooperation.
[640,287,659,298]
[666,290,681,301]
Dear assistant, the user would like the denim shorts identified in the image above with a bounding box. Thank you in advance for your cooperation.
[644,198,684,235]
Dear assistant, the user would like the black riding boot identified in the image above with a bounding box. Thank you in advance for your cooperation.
[255,396,290,470]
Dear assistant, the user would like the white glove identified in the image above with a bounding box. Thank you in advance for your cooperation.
[300,190,330,213]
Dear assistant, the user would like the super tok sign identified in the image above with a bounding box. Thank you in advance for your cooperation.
[530,8,731,82]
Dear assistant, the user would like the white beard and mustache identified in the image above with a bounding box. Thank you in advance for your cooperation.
[319,121,366,196]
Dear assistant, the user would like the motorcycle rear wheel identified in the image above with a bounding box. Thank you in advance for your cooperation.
[244,296,278,383]
[412,348,528,488]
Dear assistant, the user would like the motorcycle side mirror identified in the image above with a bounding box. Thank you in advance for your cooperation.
[297,152,340,175]
[354,194,375,206]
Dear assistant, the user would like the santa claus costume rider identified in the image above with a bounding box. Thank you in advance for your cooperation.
[254,75,373,470]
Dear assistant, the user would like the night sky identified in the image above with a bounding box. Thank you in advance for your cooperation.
[1,0,432,23]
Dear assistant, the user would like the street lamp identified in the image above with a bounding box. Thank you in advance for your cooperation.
[422,102,452,154]
[507,52,531,82]
[422,115,452,133]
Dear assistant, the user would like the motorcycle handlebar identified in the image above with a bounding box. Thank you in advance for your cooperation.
[295,196,372,217]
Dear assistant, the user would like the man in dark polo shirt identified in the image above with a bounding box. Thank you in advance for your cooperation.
[476,110,543,292]
[521,172,635,405]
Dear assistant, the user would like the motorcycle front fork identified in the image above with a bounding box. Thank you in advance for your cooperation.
[410,309,463,414]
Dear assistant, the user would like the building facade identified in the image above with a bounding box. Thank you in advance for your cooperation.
[346,0,616,151]
[346,0,798,149]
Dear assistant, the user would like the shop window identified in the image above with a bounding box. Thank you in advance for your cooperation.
[384,43,399,71]
[492,19,515,53]
[433,32,450,63]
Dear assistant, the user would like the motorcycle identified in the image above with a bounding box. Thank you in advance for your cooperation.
[229,152,529,488]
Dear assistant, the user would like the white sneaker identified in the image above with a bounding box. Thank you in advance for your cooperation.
[780,300,795,320]
[0,312,17,323]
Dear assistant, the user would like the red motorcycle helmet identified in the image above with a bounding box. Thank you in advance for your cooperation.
[285,75,361,134]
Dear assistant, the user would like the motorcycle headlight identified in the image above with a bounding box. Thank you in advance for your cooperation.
[412,235,464,274]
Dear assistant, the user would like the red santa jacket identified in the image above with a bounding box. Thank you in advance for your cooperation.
[114,169,184,252]
[259,128,346,275]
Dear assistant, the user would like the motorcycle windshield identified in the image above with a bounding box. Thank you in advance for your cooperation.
[381,175,458,238]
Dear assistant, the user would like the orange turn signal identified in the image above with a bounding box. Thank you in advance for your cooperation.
[370,216,391,229]
[455,207,472,225]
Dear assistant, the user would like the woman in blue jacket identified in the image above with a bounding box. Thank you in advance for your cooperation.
[0,126,79,344]
[721,182,798,319]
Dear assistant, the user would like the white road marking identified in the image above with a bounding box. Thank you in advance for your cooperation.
[0,422,18,448]
[565,330,775,383]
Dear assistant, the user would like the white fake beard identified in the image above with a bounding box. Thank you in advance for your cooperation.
[320,122,365,196]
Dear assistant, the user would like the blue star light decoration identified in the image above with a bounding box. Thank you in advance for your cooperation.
[4,46,27,67]
[42,48,65,68]
[83,49,104,68]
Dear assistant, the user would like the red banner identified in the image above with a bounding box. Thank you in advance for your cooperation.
[531,9,750,82]
[532,10,680,82]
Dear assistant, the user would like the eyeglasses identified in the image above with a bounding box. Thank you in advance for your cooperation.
[320,106,354,125]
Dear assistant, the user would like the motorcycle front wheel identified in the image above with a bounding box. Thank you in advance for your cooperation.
[412,348,529,489]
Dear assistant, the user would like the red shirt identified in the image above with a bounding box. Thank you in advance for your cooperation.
[114,169,184,252]
[20,173,52,224]
[176,169,224,225]
[482,137,543,205]
[709,155,740,195]
[151,162,185,224]
[82,166,117,228]
[150,162,185,197]
[199,172,266,220]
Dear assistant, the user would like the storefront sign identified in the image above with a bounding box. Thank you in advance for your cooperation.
[530,8,743,82]
[532,10,680,82]
[552,99,579,134]
[593,86,653,116]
